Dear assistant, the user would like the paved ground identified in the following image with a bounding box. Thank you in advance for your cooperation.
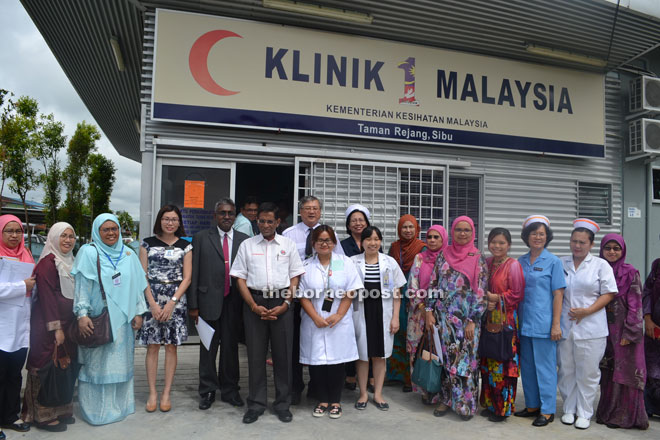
[10,343,660,440]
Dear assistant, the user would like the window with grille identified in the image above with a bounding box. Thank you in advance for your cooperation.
[577,182,611,225]
[399,169,444,240]
[449,175,481,247]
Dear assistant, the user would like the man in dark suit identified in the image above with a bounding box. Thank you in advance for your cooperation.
[189,198,248,410]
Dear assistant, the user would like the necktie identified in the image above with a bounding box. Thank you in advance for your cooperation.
[223,233,230,296]
[305,227,313,258]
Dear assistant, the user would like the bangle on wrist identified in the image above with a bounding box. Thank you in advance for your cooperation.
[425,307,433,312]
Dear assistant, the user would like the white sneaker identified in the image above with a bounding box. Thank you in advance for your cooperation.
[575,416,590,429]
[561,413,575,425]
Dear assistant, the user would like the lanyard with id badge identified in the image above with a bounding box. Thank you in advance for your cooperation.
[321,263,334,312]
[101,243,124,287]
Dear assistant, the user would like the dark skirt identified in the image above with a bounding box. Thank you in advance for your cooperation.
[363,281,384,358]
[597,367,648,429]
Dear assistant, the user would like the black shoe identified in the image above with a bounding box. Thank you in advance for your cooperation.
[221,394,245,407]
[36,422,67,432]
[372,399,389,411]
[354,400,368,410]
[291,391,302,405]
[488,414,506,423]
[606,423,620,429]
[514,408,540,418]
[402,385,413,393]
[433,407,449,417]
[480,408,492,417]
[199,391,215,410]
[276,409,293,423]
[58,416,75,425]
[532,414,554,427]
[344,381,357,391]
[460,414,473,421]
[1,422,30,432]
[242,409,263,424]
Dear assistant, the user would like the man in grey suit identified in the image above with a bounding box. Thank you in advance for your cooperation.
[188,198,248,410]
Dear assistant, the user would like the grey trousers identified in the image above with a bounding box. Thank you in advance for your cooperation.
[243,295,293,412]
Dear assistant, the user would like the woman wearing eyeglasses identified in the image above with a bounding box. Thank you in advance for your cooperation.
[0,215,35,439]
[72,213,148,425]
[298,225,363,419]
[137,205,192,413]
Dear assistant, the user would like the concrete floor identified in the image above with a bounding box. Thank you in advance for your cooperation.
[11,344,660,440]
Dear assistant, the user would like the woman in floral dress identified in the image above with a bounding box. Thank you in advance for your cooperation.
[137,205,192,413]
[425,216,487,420]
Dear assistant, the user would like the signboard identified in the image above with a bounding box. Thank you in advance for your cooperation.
[152,9,605,158]
[183,180,205,208]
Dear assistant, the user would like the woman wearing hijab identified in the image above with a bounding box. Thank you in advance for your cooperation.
[424,216,487,420]
[479,228,525,422]
[0,215,35,439]
[387,215,426,390]
[72,213,148,425]
[643,254,660,418]
[406,225,447,404]
[22,223,77,432]
[595,233,648,429]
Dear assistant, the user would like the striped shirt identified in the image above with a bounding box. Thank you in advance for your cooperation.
[364,263,380,283]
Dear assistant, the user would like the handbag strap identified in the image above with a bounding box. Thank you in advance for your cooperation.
[52,343,69,361]
[89,243,108,301]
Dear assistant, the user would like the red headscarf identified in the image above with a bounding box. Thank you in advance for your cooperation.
[389,215,426,273]
[445,216,481,290]
[0,214,34,263]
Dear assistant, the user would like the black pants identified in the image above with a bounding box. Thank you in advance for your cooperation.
[292,301,307,394]
[244,295,293,412]
[309,364,345,404]
[198,292,242,399]
[0,348,28,425]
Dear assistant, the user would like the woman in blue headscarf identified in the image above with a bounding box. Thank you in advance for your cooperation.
[72,214,148,425]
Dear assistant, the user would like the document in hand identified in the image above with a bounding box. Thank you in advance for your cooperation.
[195,316,216,351]
[0,258,35,306]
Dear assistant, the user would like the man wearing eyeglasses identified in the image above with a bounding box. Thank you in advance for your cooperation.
[230,202,305,424]
[189,199,249,411]
[282,196,345,404]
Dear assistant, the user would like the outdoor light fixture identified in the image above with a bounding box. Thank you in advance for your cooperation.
[110,36,126,72]
[525,43,607,68]
[262,0,373,24]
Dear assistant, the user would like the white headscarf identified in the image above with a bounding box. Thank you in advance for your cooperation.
[40,222,76,299]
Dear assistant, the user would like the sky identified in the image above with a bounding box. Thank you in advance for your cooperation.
[0,1,141,217]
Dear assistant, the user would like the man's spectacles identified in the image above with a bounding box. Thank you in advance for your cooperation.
[257,219,276,225]
[216,211,236,217]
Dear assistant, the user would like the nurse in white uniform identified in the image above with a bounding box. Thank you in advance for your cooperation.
[558,218,617,430]
[298,225,363,419]
[351,226,407,411]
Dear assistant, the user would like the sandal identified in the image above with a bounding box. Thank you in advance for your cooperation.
[328,405,342,419]
[312,404,328,417]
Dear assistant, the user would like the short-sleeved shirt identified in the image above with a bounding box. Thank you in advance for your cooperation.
[229,233,305,290]
[233,213,255,237]
[560,253,618,340]
[518,248,566,338]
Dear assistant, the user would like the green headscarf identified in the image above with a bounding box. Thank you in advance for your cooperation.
[71,213,147,338]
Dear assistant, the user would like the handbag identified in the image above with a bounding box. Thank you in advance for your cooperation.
[411,329,443,393]
[37,346,81,407]
[66,244,113,348]
[478,295,514,362]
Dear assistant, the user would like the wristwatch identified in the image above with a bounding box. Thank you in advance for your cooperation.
[170,296,179,303]
[284,299,292,308]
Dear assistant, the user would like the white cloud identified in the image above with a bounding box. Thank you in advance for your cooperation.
[0,0,141,218]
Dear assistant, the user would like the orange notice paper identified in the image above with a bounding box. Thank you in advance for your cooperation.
[184,180,205,208]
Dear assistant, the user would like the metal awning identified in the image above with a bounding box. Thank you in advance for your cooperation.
[20,0,660,162]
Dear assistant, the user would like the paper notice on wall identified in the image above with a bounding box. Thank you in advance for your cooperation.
[184,180,205,209]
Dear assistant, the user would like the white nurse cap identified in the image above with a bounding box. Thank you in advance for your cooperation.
[345,204,371,220]
[522,215,550,228]
[573,218,600,234]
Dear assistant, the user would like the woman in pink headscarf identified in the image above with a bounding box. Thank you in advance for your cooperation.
[406,225,447,404]
[0,215,36,437]
[595,233,648,429]
[424,216,487,420]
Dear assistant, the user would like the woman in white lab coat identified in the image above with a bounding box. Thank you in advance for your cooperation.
[299,225,363,419]
[558,218,617,430]
[351,226,407,411]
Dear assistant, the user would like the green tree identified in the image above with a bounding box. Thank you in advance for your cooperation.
[63,122,100,237]
[32,113,66,225]
[115,210,135,237]
[0,95,39,249]
[87,153,116,220]
[0,89,13,215]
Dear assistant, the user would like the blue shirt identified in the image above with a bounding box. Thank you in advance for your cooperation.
[233,213,254,237]
[518,248,566,338]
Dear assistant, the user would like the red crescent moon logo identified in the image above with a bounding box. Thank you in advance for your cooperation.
[189,30,242,96]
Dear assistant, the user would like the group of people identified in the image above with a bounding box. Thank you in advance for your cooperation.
[1,197,660,435]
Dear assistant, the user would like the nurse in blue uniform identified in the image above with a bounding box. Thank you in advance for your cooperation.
[514,215,566,427]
